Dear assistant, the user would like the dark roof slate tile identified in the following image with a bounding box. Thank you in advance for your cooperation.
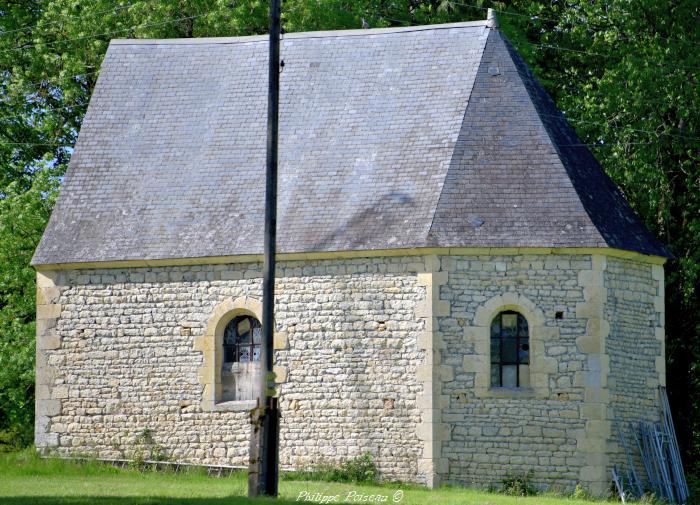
[32,22,670,265]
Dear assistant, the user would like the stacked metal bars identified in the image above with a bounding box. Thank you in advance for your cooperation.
[612,466,627,503]
[660,387,690,503]
[636,421,675,501]
[632,387,689,503]
[614,419,644,499]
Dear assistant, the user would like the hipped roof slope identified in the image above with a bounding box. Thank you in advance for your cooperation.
[32,21,670,266]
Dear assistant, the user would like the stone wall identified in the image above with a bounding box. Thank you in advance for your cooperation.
[437,254,590,491]
[428,253,665,494]
[35,251,665,491]
[35,256,426,482]
[274,258,426,479]
[605,258,664,482]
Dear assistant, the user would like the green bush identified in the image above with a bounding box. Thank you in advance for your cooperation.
[130,428,168,468]
[283,452,378,484]
[501,470,537,496]
[0,427,30,453]
[686,473,700,505]
[338,453,378,483]
[571,482,591,500]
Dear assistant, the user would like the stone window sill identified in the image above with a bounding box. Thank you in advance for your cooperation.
[212,399,257,412]
[485,387,537,398]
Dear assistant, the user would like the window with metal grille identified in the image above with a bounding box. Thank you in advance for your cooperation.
[223,315,262,363]
[490,311,530,388]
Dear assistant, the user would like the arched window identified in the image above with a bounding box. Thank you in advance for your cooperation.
[223,315,262,363]
[490,311,529,388]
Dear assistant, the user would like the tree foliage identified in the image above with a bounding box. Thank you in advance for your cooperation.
[0,0,698,475]
[0,168,58,447]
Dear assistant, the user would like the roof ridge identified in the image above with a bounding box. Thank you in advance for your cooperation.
[110,21,490,46]
[426,26,490,244]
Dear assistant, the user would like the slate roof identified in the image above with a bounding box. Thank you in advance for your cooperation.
[32,21,670,265]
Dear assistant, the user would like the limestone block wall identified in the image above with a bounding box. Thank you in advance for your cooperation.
[274,258,426,479]
[34,256,426,482]
[436,254,591,491]
[605,258,664,481]
[35,250,665,490]
[429,253,664,494]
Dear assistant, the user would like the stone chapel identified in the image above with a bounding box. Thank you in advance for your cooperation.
[32,17,671,494]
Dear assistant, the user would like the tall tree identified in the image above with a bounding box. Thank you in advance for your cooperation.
[0,2,698,485]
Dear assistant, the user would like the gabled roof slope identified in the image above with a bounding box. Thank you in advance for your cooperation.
[428,30,669,257]
[33,22,489,264]
[32,22,669,266]
[499,33,669,257]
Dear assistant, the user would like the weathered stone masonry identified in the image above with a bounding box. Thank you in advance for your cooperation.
[35,256,427,482]
[440,254,584,490]
[431,253,662,493]
[605,258,665,483]
[35,251,665,492]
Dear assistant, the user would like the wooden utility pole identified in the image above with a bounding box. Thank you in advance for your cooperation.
[248,0,281,498]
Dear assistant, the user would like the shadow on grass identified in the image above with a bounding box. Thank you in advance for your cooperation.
[0,497,301,505]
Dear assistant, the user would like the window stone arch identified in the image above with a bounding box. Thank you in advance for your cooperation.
[195,297,288,411]
[463,292,558,398]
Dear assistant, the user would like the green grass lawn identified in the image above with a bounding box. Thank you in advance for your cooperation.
[0,450,609,505]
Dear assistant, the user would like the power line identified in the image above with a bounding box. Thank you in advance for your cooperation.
[0,12,207,55]
[0,70,689,132]
[0,3,685,59]
[0,2,134,39]
[381,3,700,71]
[0,9,218,91]
[2,1,698,65]
[0,10,695,147]
[2,136,698,150]
[4,69,103,94]
[0,60,693,135]
[0,102,89,122]
[1,70,693,141]
[380,12,700,73]
[542,112,700,143]
[0,141,73,147]
[5,59,689,117]
[449,0,700,49]
[2,8,696,91]
[559,141,688,148]
[529,41,700,73]
[0,71,688,128]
